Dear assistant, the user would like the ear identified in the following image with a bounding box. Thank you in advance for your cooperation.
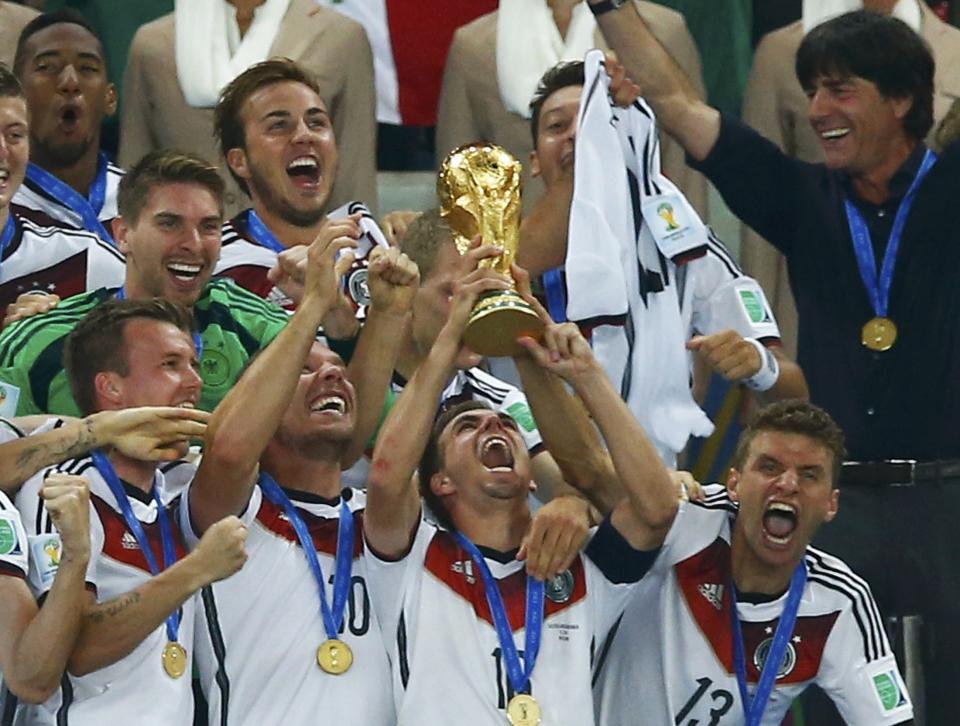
[112,216,131,254]
[104,83,118,118]
[890,94,913,122]
[824,488,840,523]
[93,371,124,408]
[528,150,541,178]
[430,472,456,498]
[725,467,740,501]
[226,147,251,182]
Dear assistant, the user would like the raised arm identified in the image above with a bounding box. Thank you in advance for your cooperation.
[68,516,246,676]
[511,265,622,513]
[588,0,720,161]
[190,229,352,533]
[0,475,89,702]
[365,246,511,558]
[342,247,420,466]
[518,320,678,551]
[0,408,210,495]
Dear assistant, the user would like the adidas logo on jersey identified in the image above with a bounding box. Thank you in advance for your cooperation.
[451,559,476,584]
[121,532,139,550]
[698,582,724,610]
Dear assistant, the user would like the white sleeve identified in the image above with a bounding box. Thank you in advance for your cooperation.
[500,387,543,452]
[817,606,914,724]
[689,244,781,341]
[0,417,25,444]
[362,518,435,655]
[0,490,28,578]
[179,482,261,549]
[650,484,733,574]
[16,471,101,598]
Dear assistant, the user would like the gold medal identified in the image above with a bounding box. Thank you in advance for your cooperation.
[506,694,541,726]
[162,641,187,679]
[861,316,897,351]
[316,638,353,674]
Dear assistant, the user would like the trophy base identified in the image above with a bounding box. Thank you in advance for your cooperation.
[464,291,545,357]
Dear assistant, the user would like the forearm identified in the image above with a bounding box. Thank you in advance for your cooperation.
[756,348,808,404]
[571,365,676,530]
[590,0,719,159]
[194,296,327,526]
[69,553,209,676]
[518,176,574,275]
[366,328,459,553]
[6,555,88,701]
[343,307,409,466]
[516,358,621,513]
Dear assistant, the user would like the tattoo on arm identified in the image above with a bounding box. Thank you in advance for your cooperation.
[11,419,98,481]
[87,592,142,624]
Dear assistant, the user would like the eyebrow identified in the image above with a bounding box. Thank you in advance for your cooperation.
[33,50,103,63]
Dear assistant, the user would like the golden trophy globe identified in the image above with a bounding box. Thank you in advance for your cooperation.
[437,143,545,357]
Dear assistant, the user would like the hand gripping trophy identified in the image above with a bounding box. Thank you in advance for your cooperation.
[437,143,545,356]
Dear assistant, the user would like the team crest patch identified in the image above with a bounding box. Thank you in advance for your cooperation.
[30,534,62,588]
[201,349,230,387]
[0,382,20,417]
[0,515,22,556]
[753,636,798,679]
[346,266,372,307]
[505,402,536,433]
[546,570,575,603]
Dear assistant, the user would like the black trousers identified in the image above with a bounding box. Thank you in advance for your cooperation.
[801,477,960,725]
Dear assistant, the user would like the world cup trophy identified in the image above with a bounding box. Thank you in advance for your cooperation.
[437,143,545,356]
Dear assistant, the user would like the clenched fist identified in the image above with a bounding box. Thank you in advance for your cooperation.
[193,516,248,584]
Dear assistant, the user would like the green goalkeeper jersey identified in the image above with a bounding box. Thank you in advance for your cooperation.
[0,278,288,417]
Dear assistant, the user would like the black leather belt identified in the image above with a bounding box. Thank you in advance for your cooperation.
[840,459,960,486]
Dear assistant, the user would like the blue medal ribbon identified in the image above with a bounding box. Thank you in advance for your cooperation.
[25,152,114,245]
[90,449,181,643]
[114,286,204,360]
[244,209,286,254]
[730,561,807,726]
[452,532,545,697]
[258,472,355,641]
[843,149,936,319]
[542,268,568,323]
[0,213,16,279]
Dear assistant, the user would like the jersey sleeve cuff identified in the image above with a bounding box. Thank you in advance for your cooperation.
[585,515,661,584]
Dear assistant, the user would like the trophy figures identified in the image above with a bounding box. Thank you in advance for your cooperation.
[437,143,545,357]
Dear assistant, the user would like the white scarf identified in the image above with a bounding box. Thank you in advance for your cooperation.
[802,0,921,33]
[496,0,597,118]
[176,0,292,108]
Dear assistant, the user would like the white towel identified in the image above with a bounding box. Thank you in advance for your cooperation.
[495,0,596,118]
[176,0,292,108]
[566,50,713,464]
[802,0,920,33]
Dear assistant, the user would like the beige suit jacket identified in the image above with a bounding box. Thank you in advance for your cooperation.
[119,0,378,217]
[0,2,39,69]
[741,4,960,355]
[435,1,709,217]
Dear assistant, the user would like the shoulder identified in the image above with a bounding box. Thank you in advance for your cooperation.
[804,546,888,659]
[453,10,497,48]
[19,217,124,259]
[462,367,522,405]
[1,2,38,25]
[0,290,107,356]
[290,0,367,42]
[130,12,175,51]
[198,278,289,323]
[754,19,803,59]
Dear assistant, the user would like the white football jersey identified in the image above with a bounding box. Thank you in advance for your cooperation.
[16,456,197,726]
[365,517,656,725]
[12,158,122,237]
[593,485,913,725]
[0,490,29,724]
[181,484,395,726]
[0,215,125,311]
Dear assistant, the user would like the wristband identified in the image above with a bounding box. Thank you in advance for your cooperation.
[588,0,628,16]
[743,338,779,392]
